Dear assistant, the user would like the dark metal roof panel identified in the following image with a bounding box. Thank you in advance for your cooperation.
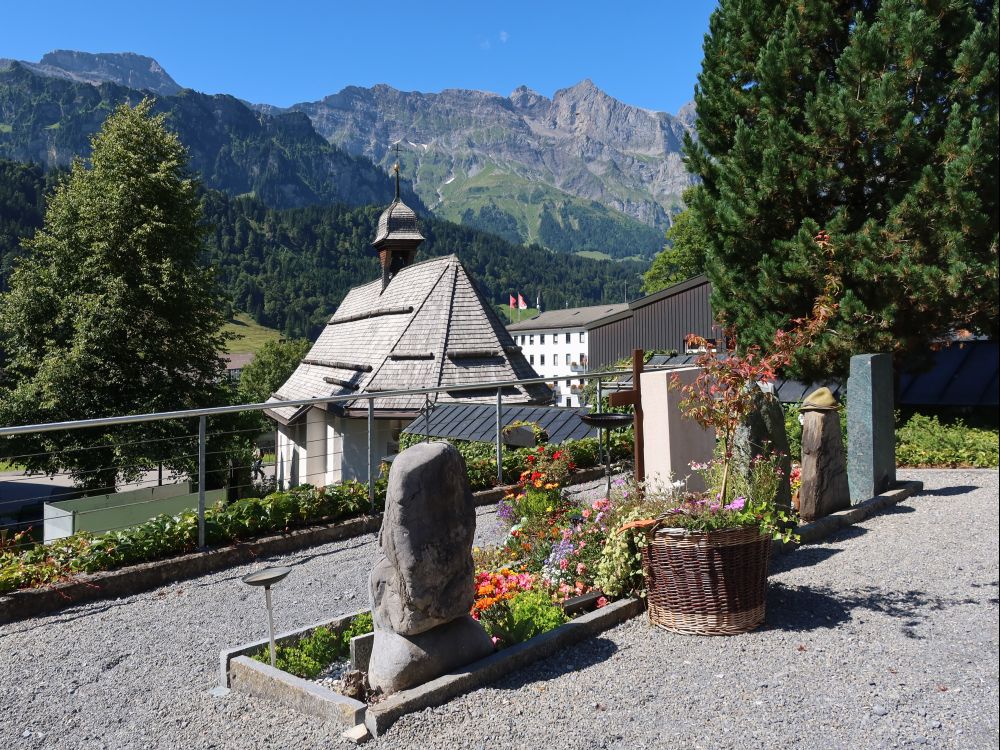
[403,403,601,444]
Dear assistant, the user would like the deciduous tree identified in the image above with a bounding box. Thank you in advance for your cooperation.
[0,100,229,489]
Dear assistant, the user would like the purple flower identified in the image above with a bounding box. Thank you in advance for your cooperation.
[725,496,747,511]
[709,503,721,512]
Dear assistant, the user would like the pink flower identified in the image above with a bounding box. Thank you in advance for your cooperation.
[576,563,587,575]
[559,559,569,571]
[582,508,592,519]
[596,596,608,609]
[725,496,746,511]
[491,636,501,647]
[709,503,721,512]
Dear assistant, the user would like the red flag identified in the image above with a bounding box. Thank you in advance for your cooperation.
[517,293,527,310]
[509,294,516,309]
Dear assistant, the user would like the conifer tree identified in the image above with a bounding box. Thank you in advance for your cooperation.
[682,0,998,378]
[0,100,229,488]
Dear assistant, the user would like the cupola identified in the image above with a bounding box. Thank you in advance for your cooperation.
[373,153,424,291]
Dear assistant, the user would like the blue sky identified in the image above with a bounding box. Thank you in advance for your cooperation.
[1,1,718,114]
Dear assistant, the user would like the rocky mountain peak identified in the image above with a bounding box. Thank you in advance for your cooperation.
[26,50,182,95]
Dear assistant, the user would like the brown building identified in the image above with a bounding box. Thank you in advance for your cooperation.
[586,275,716,367]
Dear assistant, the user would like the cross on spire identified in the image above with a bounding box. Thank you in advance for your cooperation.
[392,142,401,200]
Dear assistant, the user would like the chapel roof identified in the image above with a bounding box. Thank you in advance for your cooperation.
[266,254,550,423]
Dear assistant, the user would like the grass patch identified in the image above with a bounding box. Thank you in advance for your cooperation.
[0,460,25,472]
[575,250,614,261]
[224,313,282,354]
[495,305,540,324]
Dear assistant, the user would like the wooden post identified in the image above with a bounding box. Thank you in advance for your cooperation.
[632,349,645,485]
[608,348,645,487]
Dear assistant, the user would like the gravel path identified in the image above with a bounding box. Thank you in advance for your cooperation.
[2,469,996,750]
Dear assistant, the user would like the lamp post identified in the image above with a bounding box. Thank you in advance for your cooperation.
[241,566,292,667]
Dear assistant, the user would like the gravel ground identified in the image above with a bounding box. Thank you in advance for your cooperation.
[1,469,996,750]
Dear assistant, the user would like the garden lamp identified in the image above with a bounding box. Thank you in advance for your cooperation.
[241,566,292,667]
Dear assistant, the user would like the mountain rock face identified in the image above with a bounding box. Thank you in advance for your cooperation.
[4,51,183,95]
[284,79,697,248]
[0,62,417,211]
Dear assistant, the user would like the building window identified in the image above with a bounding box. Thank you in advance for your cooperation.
[565,397,572,407]
[530,354,535,365]
[580,353,586,365]
[540,354,546,366]
[565,333,571,344]
[565,353,570,365]
[540,334,546,344]
[529,335,534,345]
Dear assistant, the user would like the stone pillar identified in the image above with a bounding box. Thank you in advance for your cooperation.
[847,354,896,502]
[367,442,493,694]
[798,388,850,521]
[640,367,715,493]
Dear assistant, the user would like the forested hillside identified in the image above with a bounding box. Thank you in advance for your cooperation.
[0,159,645,339]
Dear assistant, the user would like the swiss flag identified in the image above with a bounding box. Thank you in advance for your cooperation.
[517,293,527,310]
[509,294,516,309]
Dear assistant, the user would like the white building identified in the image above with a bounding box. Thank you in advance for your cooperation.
[506,304,628,407]
[265,170,548,488]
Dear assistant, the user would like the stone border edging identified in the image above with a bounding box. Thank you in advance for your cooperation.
[774,480,923,555]
[0,467,610,625]
[221,596,643,737]
[364,597,644,736]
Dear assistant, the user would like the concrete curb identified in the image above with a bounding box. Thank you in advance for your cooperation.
[229,656,366,728]
[364,597,644,737]
[0,467,609,624]
[219,597,642,736]
[774,480,924,555]
[218,608,367,688]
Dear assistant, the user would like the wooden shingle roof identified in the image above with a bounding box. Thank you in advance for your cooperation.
[267,255,549,423]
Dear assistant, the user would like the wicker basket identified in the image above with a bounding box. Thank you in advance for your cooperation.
[641,525,772,636]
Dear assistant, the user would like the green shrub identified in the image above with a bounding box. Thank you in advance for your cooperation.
[896,414,999,467]
[479,589,568,646]
[250,611,375,679]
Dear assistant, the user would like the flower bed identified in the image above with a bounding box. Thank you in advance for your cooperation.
[0,433,633,596]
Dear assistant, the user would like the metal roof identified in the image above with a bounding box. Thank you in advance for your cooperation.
[507,303,629,332]
[898,340,998,407]
[402,402,600,444]
[627,343,999,407]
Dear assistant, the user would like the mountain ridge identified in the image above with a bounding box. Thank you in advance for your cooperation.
[1,50,697,257]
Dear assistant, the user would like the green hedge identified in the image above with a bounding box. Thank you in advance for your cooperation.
[783,406,998,468]
[0,479,377,595]
[896,414,998,468]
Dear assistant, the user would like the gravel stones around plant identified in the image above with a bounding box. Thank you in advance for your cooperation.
[2,469,997,750]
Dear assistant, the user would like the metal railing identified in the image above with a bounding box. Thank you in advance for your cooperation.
[0,365,675,550]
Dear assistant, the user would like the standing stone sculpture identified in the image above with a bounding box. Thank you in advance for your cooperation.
[847,353,896,501]
[367,442,493,694]
[732,386,793,509]
[798,387,850,521]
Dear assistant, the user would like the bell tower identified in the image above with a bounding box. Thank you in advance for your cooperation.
[373,144,425,291]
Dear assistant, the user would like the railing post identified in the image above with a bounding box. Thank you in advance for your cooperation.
[595,379,605,470]
[424,395,431,443]
[495,387,503,485]
[367,399,375,512]
[198,415,206,548]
